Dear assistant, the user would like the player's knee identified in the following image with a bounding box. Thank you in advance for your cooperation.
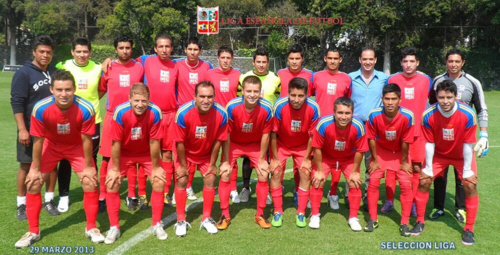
[162,151,172,161]
[418,179,431,192]
[463,182,477,195]
[81,180,97,192]
[203,173,216,187]
[152,181,165,192]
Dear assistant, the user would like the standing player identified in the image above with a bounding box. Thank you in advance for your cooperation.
[103,83,167,244]
[311,97,367,231]
[218,76,273,230]
[55,37,103,213]
[277,44,314,97]
[428,48,489,223]
[173,81,229,236]
[11,35,60,220]
[15,69,104,248]
[312,47,352,209]
[364,84,415,236]
[270,77,320,228]
[411,80,479,246]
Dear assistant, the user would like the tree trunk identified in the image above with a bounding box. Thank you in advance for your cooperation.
[383,31,391,75]
[7,16,17,65]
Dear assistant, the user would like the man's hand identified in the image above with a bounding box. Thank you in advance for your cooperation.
[474,131,489,158]
[176,165,188,180]
[419,171,433,180]
[80,166,98,186]
[219,162,231,176]
[349,171,362,189]
[19,129,30,147]
[25,170,43,190]
[400,162,413,175]
[257,158,270,177]
[105,169,122,189]
[311,170,325,188]
[101,57,113,73]
[464,174,478,185]
[151,166,166,184]
[368,161,380,174]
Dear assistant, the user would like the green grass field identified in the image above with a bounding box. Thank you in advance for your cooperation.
[1,71,499,254]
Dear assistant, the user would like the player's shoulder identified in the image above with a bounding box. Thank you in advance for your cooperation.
[113,101,132,119]
[399,106,415,123]
[213,102,228,117]
[461,71,482,86]
[374,69,388,79]
[32,96,55,115]
[258,97,274,111]
[226,96,244,109]
[74,95,95,114]
[147,101,162,114]
[277,68,287,75]
[305,97,320,109]
[351,116,366,134]
[422,104,438,117]
[172,58,184,64]
[316,114,335,130]
[432,72,447,83]
[368,107,384,119]
[457,102,476,116]
[274,96,289,108]
[387,72,403,82]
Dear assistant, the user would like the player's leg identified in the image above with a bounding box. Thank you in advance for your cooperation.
[397,170,413,237]
[126,164,139,210]
[217,156,234,230]
[343,161,363,232]
[186,163,197,201]
[162,150,174,206]
[229,162,240,203]
[458,158,478,245]
[99,113,114,212]
[453,167,466,223]
[200,163,217,234]
[98,156,109,212]
[308,162,333,229]
[410,161,422,217]
[253,149,271,229]
[381,170,396,213]
[161,112,175,206]
[240,156,252,202]
[43,165,59,216]
[173,152,190,237]
[430,167,448,219]
[137,165,148,210]
[57,159,71,213]
[144,161,167,240]
[327,170,340,210]
[16,163,30,221]
[365,168,384,232]
[270,147,290,227]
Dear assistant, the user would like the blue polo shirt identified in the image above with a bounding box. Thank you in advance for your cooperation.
[348,69,388,121]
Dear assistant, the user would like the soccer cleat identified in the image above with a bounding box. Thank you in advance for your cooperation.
[254,215,271,229]
[200,218,218,234]
[309,214,321,229]
[98,199,106,213]
[271,212,283,228]
[327,194,340,210]
[171,192,176,205]
[306,199,311,209]
[462,229,475,245]
[186,187,197,201]
[104,227,121,244]
[139,195,149,210]
[43,200,60,216]
[428,208,444,220]
[230,190,241,203]
[364,220,379,232]
[399,224,411,237]
[17,204,27,220]
[293,189,298,205]
[15,232,40,248]
[266,194,273,205]
[410,203,417,217]
[163,193,171,207]
[348,218,362,232]
[239,187,251,202]
[174,221,191,237]
[216,215,231,230]
[57,196,69,213]
[126,197,138,211]
[152,222,168,240]
[410,221,425,236]
[86,228,105,243]
[295,213,307,228]
[380,200,394,214]
[456,209,466,224]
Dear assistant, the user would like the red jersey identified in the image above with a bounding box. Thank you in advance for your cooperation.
[31,95,95,145]
[99,60,144,112]
[208,68,241,106]
[277,68,314,97]
[366,106,415,151]
[174,58,213,106]
[174,101,227,162]
[226,97,273,144]
[313,70,352,117]
[273,97,320,148]
[312,115,368,162]
[111,101,163,157]
[387,72,432,136]
[422,103,477,160]
[138,55,178,113]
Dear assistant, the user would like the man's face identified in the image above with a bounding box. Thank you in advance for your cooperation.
[154,38,173,61]
[185,43,201,63]
[324,51,342,72]
[437,90,456,112]
[446,54,465,76]
[334,104,353,129]
[382,92,401,115]
[217,52,233,71]
[33,45,53,68]
[195,85,214,114]
[129,93,149,116]
[289,88,306,110]
[50,80,75,110]
[287,52,303,73]
[242,83,261,107]
[359,50,376,72]
[71,45,91,66]
[252,55,269,75]
[401,55,419,76]
[115,42,132,62]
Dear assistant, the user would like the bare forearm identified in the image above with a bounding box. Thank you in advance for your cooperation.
[111,141,121,171]
[368,139,377,161]
[401,142,410,163]
[82,135,94,167]
[150,139,161,168]
[352,152,363,173]
[260,133,270,160]
[313,148,323,172]
[14,113,27,131]
[270,132,279,160]
[31,136,44,171]
[176,142,187,167]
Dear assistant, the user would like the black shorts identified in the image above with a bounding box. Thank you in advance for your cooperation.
[16,132,34,164]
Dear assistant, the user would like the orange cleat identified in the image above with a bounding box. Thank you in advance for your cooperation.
[216,215,232,230]
[254,215,271,229]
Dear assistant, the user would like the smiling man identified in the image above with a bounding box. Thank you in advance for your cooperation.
[277,44,314,97]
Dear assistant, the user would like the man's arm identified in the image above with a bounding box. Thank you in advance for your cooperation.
[300,136,314,171]
[14,113,30,147]
[256,132,270,176]
[106,140,122,188]
[219,135,231,175]
[400,141,412,174]
[422,142,435,178]
[463,143,476,184]
[311,147,325,188]
[349,151,364,189]
[270,132,280,171]
[81,134,97,186]
[150,139,166,183]
[367,139,379,174]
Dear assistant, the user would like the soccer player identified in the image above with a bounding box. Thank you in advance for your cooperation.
[15,69,104,248]
[428,48,489,223]
[277,44,314,97]
[11,35,60,220]
[103,83,167,244]
[219,76,273,230]
[364,84,415,236]
[55,37,103,213]
[311,97,367,231]
[99,34,144,211]
[312,47,352,209]
[410,80,479,246]
[173,81,229,236]
[270,77,320,228]
[386,47,432,216]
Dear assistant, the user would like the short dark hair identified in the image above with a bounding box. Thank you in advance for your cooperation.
[51,69,75,88]
[217,45,233,57]
[195,80,215,96]
[288,77,308,95]
[445,48,465,62]
[325,47,342,58]
[130,82,150,98]
[435,80,457,96]
[33,35,53,51]
[334,97,354,112]
[252,46,269,61]
[360,46,376,57]
[382,83,401,98]
[114,34,133,49]
[287,44,304,58]
[185,37,202,50]
[71,37,91,51]
[241,75,262,90]
[154,34,173,47]
[400,47,418,61]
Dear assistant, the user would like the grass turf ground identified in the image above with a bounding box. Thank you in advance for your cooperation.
[1,71,499,254]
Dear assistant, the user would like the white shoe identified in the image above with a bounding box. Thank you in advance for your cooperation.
[152,222,168,240]
[239,187,251,202]
[58,196,69,213]
[15,232,40,248]
[348,218,362,232]
[85,228,105,243]
[171,192,176,205]
[327,194,340,210]
[104,227,121,244]
[200,218,218,234]
[266,194,273,205]
[186,187,197,201]
[230,190,240,203]
[309,214,321,229]
[174,221,191,237]
[307,199,311,209]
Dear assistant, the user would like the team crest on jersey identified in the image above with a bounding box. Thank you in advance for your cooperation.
[120,74,130,87]
[131,127,142,140]
[242,122,253,133]
[57,123,70,135]
[160,70,170,83]
[442,128,454,141]
[291,120,301,132]
[195,126,207,138]
[197,6,219,35]
[77,78,88,90]
[220,80,229,92]
[327,82,337,95]
[189,72,199,84]
[385,130,397,141]
[334,140,346,151]
[404,87,414,100]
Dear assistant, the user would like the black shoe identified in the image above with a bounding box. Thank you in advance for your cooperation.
[43,200,60,216]
[410,221,425,236]
[126,197,138,211]
[98,199,107,213]
[462,229,475,245]
[364,220,379,232]
[399,224,410,237]
[455,209,466,224]
[139,195,149,210]
[17,204,27,220]
[345,196,350,208]
[362,196,368,212]
[428,208,444,220]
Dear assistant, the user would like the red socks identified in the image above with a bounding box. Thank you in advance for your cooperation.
[187,164,195,189]
[138,165,147,197]
[256,180,269,216]
[99,159,108,200]
[26,193,42,234]
[163,161,174,194]
[399,181,413,225]
[348,187,361,219]
[151,190,164,225]
[329,170,342,196]
[415,190,429,223]
[202,187,215,220]
[293,167,300,192]
[270,185,283,214]
[367,178,380,220]
[385,170,396,202]
[106,191,120,228]
[175,188,187,221]
[83,190,98,230]
[127,165,137,198]
[230,164,238,191]
[310,187,322,215]
[297,188,310,215]
[464,195,479,232]
[218,180,231,217]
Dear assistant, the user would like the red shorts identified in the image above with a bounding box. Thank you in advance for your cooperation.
[107,154,153,176]
[425,156,477,181]
[410,137,425,163]
[370,146,412,182]
[40,141,91,173]
[161,112,175,151]
[173,153,210,175]
[99,111,113,157]
[229,141,261,169]
[274,143,307,170]
[311,159,357,181]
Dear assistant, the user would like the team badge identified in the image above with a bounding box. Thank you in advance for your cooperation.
[404,87,414,100]
[119,74,130,87]
[334,140,346,151]
[385,130,397,141]
[242,122,253,133]
[220,80,229,92]
[195,126,207,139]
[327,82,337,95]
[131,127,142,140]
[57,123,70,135]
[291,120,301,132]
[442,128,454,141]
[160,70,170,83]
[197,6,219,35]
[77,78,88,90]
[189,72,199,84]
